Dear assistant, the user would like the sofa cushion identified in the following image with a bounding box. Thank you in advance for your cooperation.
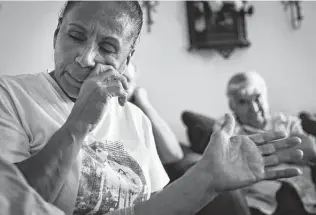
[181,110,217,154]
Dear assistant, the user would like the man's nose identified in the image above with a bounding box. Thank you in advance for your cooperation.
[75,45,97,68]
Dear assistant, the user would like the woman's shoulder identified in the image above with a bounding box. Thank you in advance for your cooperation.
[0,72,47,90]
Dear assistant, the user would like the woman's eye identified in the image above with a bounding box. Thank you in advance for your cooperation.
[68,32,85,41]
[100,44,116,54]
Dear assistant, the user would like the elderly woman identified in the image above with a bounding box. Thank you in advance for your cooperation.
[0,1,305,215]
[217,71,316,215]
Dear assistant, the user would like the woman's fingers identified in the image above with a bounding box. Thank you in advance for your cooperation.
[118,96,127,106]
[264,149,303,167]
[111,74,128,91]
[248,131,287,145]
[220,113,235,136]
[104,79,128,106]
[264,167,302,180]
[89,64,116,80]
[258,137,301,155]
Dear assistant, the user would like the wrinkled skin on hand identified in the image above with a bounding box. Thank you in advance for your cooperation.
[67,64,128,132]
[200,114,304,193]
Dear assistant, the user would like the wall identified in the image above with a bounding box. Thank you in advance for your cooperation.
[0,1,316,144]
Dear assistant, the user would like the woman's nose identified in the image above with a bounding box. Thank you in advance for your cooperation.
[75,45,97,68]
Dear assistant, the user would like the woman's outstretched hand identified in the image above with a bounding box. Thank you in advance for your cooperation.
[199,113,304,193]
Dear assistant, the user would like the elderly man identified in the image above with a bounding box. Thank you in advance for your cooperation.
[219,71,316,215]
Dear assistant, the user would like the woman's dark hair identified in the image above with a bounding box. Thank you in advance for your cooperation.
[57,1,143,48]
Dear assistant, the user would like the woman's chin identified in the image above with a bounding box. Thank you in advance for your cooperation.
[66,90,79,100]
[60,82,79,101]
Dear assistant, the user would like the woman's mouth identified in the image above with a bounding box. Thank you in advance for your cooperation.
[69,72,83,83]
[64,72,83,88]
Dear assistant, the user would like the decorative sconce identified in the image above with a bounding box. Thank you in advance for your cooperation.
[141,1,159,33]
[186,1,254,58]
[281,1,303,29]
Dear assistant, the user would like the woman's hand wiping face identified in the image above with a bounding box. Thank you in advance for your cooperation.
[67,63,129,133]
[80,63,129,106]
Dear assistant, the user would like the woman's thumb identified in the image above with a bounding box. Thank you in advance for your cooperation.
[220,113,235,136]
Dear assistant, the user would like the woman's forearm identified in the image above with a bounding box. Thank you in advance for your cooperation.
[15,121,88,203]
[134,162,217,215]
[104,162,217,215]
[140,104,184,164]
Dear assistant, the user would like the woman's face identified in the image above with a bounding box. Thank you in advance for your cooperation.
[53,2,135,99]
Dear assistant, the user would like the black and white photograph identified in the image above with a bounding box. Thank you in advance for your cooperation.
[0,1,315,215]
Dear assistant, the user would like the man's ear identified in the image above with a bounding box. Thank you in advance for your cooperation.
[229,99,236,112]
[53,19,62,49]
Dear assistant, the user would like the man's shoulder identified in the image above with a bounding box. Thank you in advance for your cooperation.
[271,112,300,124]
[270,112,303,134]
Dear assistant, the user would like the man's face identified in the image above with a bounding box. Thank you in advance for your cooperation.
[53,2,135,99]
[231,85,269,129]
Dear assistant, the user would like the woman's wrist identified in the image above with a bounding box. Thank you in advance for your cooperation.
[63,120,89,141]
[189,159,220,196]
[138,161,220,215]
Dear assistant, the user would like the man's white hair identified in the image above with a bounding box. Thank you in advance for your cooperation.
[226,71,267,99]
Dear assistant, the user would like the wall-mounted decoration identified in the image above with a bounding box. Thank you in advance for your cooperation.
[141,1,159,33]
[186,1,254,58]
[281,1,303,30]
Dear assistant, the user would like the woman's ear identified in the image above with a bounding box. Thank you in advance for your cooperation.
[126,49,135,65]
[53,29,59,48]
[53,19,62,49]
